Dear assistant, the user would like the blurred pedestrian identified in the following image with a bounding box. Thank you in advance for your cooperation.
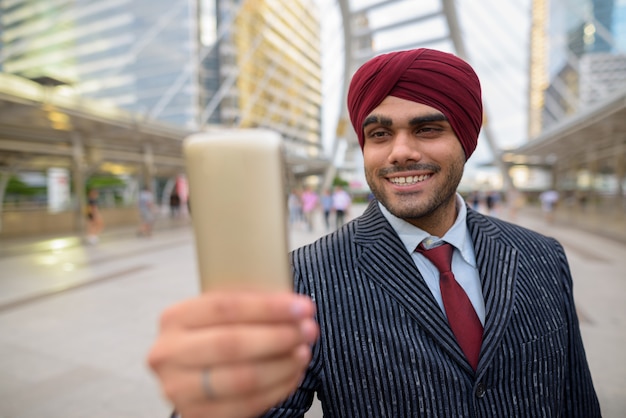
[301,186,319,231]
[321,189,333,230]
[288,189,302,226]
[169,191,181,219]
[539,189,559,223]
[467,190,481,211]
[485,190,500,217]
[137,187,156,237]
[332,185,351,228]
[85,188,104,245]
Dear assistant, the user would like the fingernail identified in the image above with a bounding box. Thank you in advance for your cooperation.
[300,319,318,343]
[290,297,310,318]
[290,301,305,318]
[295,344,311,364]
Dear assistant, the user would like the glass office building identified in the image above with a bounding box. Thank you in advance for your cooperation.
[529,0,626,133]
[1,0,199,126]
[518,0,626,242]
[0,0,324,237]
[0,0,323,151]
[211,0,323,156]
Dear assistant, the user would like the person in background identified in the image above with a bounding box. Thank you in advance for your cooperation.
[169,191,181,219]
[137,186,156,237]
[300,186,319,231]
[288,189,302,226]
[485,190,500,217]
[467,190,481,211]
[147,48,600,417]
[85,188,104,244]
[320,189,333,230]
[539,188,559,223]
[331,185,352,229]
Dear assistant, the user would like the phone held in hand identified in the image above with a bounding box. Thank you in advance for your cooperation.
[183,129,292,292]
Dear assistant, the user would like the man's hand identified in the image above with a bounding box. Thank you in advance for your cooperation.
[147,292,319,418]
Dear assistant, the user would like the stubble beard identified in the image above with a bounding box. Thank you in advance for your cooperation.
[365,159,465,221]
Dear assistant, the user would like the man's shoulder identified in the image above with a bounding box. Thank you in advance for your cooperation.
[467,209,559,247]
[301,221,356,247]
[291,219,362,262]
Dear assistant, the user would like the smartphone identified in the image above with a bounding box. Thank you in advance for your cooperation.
[183,129,292,292]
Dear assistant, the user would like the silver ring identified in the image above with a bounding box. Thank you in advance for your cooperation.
[201,368,216,399]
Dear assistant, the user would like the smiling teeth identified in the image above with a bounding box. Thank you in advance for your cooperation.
[390,175,430,185]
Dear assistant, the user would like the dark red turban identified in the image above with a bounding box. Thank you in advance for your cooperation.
[347,48,483,160]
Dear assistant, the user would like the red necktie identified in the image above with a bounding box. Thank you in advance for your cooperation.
[416,242,483,370]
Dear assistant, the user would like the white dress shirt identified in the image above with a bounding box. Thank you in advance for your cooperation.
[378,193,486,325]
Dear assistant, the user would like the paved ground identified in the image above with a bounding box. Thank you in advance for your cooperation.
[0,204,624,417]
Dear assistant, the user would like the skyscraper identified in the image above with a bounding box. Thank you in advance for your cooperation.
[517,0,626,242]
[528,0,626,134]
[0,0,323,157]
[209,0,323,159]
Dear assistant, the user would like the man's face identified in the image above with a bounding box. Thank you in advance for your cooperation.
[362,96,466,234]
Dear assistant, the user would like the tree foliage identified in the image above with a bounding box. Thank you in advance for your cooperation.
[5,176,45,196]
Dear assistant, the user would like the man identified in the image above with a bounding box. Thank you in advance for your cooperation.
[137,186,156,237]
[320,189,333,230]
[147,48,600,417]
[300,186,319,231]
[540,189,559,223]
[331,185,351,229]
[85,188,104,244]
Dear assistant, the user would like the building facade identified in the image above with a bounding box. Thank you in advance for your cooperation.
[1,0,200,127]
[528,0,626,132]
[1,0,323,145]
[0,0,325,236]
[516,0,626,242]
[214,0,323,160]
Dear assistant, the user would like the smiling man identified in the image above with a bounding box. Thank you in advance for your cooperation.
[361,98,465,237]
[349,48,482,239]
[148,49,601,418]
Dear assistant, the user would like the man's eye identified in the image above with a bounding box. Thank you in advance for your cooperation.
[366,129,388,138]
[416,126,443,135]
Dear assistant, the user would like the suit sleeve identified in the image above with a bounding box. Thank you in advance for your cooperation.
[552,239,601,417]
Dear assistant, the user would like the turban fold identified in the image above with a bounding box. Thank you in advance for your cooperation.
[347,48,483,160]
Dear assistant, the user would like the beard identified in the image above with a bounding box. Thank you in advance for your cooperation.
[365,159,464,221]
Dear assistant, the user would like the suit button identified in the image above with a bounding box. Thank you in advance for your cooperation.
[475,382,486,398]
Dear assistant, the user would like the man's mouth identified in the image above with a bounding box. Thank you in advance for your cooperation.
[389,174,431,185]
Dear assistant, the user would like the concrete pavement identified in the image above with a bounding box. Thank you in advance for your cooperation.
[0,204,624,417]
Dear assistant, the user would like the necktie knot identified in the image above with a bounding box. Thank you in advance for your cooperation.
[416,242,453,274]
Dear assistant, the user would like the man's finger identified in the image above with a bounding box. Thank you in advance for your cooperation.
[160,292,315,329]
[159,344,312,404]
[178,371,306,418]
[169,319,318,366]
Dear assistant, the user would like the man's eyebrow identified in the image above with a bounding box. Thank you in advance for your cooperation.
[362,113,448,130]
[409,113,448,125]
[362,115,392,130]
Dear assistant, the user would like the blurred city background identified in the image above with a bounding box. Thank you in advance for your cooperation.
[0,0,625,417]
[0,0,624,242]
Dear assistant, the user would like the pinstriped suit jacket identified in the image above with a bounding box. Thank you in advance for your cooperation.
[265,201,601,417]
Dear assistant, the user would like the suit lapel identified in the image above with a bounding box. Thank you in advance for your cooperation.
[354,202,470,371]
[353,202,520,374]
[466,208,519,373]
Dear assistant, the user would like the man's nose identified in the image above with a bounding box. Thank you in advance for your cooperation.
[388,131,422,165]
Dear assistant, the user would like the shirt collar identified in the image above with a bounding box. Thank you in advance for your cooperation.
[378,193,475,266]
